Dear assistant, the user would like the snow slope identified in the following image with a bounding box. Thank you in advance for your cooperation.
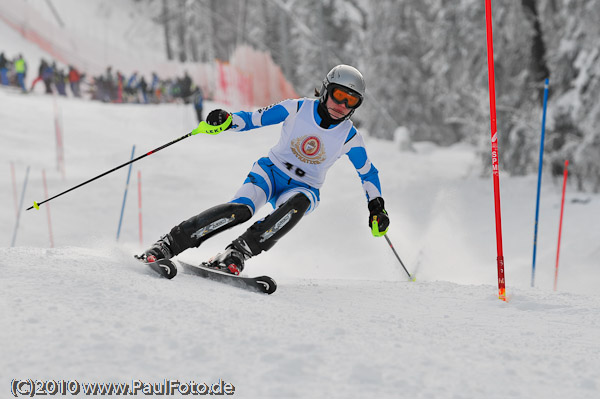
[3,244,600,399]
[1,87,600,399]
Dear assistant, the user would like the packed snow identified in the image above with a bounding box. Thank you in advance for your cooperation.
[2,87,600,399]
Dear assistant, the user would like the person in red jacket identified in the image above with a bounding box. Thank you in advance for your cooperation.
[68,65,81,97]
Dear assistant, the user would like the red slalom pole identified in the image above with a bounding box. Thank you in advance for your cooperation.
[554,160,569,291]
[42,169,55,248]
[53,96,65,179]
[485,0,507,301]
[137,170,143,247]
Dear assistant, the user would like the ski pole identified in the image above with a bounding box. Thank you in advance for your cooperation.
[27,117,232,211]
[384,234,415,281]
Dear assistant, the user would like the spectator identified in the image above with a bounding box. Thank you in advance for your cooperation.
[150,72,160,103]
[105,66,113,83]
[30,59,48,92]
[116,70,124,103]
[126,71,138,98]
[105,66,117,101]
[14,54,27,92]
[93,75,109,102]
[181,71,192,102]
[169,78,181,100]
[42,62,55,94]
[68,65,82,97]
[139,75,148,104]
[193,86,204,123]
[55,67,67,96]
[0,52,8,85]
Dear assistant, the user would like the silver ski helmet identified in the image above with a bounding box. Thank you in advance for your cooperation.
[319,64,365,119]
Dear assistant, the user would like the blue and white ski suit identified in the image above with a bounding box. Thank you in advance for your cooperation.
[229,98,382,215]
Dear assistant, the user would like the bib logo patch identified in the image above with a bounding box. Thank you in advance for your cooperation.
[291,135,326,164]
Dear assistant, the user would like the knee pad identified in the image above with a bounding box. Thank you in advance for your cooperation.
[237,193,310,256]
[168,203,252,255]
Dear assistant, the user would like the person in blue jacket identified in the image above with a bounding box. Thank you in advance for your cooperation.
[0,52,8,85]
[193,86,204,122]
[138,65,390,274]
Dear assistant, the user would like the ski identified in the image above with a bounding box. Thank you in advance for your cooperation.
[179,261,277,295]
[144,258,178,279]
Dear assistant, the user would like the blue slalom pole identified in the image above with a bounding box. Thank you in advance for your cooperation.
[11,166,30,247]
[531,78,550,287]
[116,145,136,241]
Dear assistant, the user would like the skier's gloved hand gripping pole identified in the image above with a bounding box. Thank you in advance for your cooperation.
[27,116,232,211]
[367,197,414,281]
[368,197,390,237]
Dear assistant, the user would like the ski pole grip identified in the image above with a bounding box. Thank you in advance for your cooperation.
[371,216,388,237]
[192,115,232,135]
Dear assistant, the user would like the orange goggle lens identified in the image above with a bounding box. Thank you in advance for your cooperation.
[330,87,361,108]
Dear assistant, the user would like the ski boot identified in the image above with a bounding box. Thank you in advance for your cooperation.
[204,241,252,275]
[135,234,174,263]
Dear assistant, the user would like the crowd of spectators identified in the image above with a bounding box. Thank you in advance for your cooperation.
[0,51,205,121]
[90,66,199,105]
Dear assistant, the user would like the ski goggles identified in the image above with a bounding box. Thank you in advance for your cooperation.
[328,85,363,109]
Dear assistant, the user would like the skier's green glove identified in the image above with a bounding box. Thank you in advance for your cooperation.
[192,109,232,135]
[368,197,389,237]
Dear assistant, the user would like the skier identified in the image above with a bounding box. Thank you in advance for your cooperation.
[137,65,390,275]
